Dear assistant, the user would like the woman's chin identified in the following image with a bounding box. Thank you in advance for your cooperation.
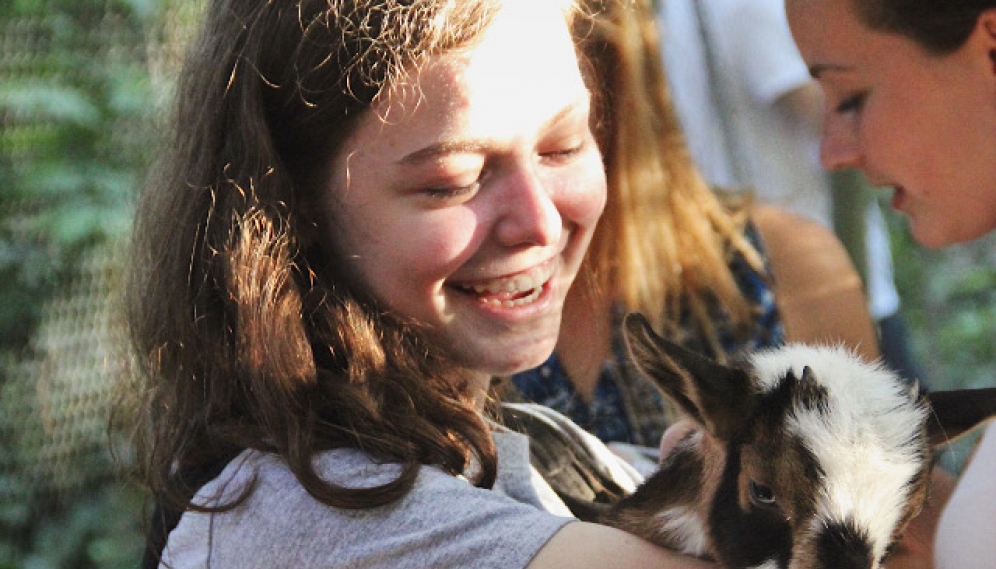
[909,215,992,249]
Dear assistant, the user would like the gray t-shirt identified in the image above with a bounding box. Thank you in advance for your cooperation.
[161,429,575,569]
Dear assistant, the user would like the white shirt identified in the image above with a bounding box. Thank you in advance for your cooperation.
[935,422,996,569]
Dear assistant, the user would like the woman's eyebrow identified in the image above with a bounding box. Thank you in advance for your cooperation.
[396,98,589,167]
[398,139,490,166]
[809,62,853,79]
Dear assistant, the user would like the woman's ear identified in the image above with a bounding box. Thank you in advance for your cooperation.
[971,9,996,78]
[294,203,321,248]
[981,9,996,63]
[983,8,996,42]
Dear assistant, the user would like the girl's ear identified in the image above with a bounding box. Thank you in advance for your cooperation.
[294,200,322,248]
[980,9,996,68]
[983,8,996,42]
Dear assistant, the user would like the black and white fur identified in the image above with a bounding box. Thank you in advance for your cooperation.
[603,313,996,569]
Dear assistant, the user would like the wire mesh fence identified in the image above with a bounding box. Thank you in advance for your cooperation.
[0,3,197,566]
[1,243,129,505]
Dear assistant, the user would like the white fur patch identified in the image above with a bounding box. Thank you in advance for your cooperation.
[652,505,711,557]
[749,344,929,560]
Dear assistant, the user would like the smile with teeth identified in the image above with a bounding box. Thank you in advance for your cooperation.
[455,263,555,308]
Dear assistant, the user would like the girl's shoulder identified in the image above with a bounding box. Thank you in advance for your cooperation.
[162,445,573,569]
[751,204,880,360]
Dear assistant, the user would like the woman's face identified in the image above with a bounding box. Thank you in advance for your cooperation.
[786,0,996,248]
[320,0,606,380]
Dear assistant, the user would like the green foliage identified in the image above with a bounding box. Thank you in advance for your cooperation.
[0,1,172,567]
[0,0,158,351]
[887,205,996,392]
[0,483,146,569]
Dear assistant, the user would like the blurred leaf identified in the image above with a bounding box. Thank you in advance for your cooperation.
[0,81,100,128]
[31,202,110,246]
[17,162,90,199]
[117,0,159,21]
[107,67,153,117]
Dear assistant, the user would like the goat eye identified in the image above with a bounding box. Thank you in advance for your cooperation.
[749,480,776,507]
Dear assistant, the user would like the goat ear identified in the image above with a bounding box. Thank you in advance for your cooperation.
[623,312,755,441]
[925,387,996,446]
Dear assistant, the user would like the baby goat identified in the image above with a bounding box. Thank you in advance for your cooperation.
[603,313,996,569]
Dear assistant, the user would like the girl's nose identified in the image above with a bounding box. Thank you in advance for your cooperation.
[494,165,562,248]
[820,113,862,171]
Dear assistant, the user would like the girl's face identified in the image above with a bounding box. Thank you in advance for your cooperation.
[320,0,606,382]
[786,0,996,248]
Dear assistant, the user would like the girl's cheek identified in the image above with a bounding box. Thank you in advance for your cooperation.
[412,212,483,267]
[550,160,608,227]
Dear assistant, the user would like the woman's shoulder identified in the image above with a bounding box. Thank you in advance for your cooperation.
[750,203,836,244]
[750,203,880,360]
[162,447,573,569]
[749,203,860,292]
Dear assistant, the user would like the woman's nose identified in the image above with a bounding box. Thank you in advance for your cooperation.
[820,113,862,170]
[494,166,562,248]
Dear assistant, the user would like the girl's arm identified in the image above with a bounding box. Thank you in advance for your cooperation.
[528,522,715,569]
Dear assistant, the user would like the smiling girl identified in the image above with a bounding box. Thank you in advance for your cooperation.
[127,0,713,568]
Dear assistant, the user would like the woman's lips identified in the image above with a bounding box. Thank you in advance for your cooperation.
[451,261,555,308]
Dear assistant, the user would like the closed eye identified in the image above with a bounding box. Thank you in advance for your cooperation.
[539,138,589,165]
[544,140,585,157]
[835,92,867,114]
[423,181,481,201]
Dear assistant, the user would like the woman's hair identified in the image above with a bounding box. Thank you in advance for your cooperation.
[128,0,579,515]
[577,0,764,353]
[852,0,996,53]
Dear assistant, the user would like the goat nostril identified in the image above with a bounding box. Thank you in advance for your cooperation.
[814,520,874,569]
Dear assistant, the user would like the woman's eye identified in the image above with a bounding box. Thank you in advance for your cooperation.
[540,139,588,163]
[423,182,480,201]
[749,480,777,507]
[835,92,867,114]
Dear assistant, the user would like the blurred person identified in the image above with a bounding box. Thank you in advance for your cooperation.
[786,0,996,567]
[658,0,925,385]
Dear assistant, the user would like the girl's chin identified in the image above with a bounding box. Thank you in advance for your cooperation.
[908,217,966,250]
[914,225,991,250]
[442,333,557,377]
[490,343,558,376]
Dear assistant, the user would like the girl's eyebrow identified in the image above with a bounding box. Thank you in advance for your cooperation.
[809,62,853,79]
[399,139,490,166]
[397,98,589,167]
